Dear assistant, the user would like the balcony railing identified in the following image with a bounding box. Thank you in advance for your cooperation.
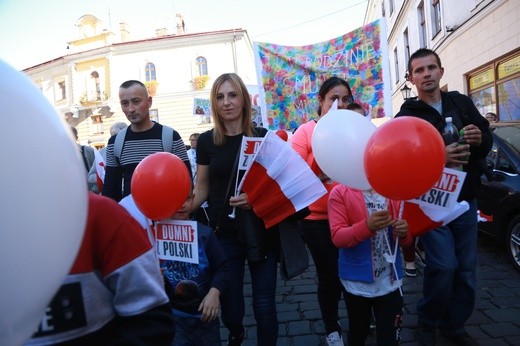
[80,91,108,105]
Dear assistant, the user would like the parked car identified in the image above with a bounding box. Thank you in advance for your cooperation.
[477,125,520,272]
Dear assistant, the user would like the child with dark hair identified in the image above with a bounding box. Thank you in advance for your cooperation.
[346,102,366,116]
[328,186,412,346]
[120,187,229,346]
[162,188,229,346]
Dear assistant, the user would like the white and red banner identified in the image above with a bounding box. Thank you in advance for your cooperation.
[119,194,155,245]
[155,220,199,264]
[230,136,264,200]
[402,200,469,237]
[93,149,105,192]
[402,168,469,237]
[409,168,466,211]
[239,136,264,174]
[240,131,326,228]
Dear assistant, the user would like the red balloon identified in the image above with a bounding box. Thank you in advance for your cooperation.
[275,129,288,142]
[364,117,446,200]
[131,152,191,220]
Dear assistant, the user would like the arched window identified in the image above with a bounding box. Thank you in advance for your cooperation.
[145,62,156,81]
[196,56,208,76]
[91,71,101,100]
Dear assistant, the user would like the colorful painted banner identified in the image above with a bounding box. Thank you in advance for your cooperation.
[253,19,390,130]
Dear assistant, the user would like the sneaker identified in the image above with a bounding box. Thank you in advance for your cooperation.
[369,309,376,330]
[416,323,436,346]
[326,331,344,346]
[442,332,479,346]
[405,267,417,277]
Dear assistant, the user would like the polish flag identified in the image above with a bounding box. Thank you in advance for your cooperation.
[119,194,155,246]
[241,131,326,228]
[402,200,469,237]
[94,149,105,192]
[477,210,493,222]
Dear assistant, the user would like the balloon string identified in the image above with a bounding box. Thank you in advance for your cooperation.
[228,164,241,219]
[391,201,404,220]
[394,201,404,296]
[151,223,161,263]
[384,231,403,296]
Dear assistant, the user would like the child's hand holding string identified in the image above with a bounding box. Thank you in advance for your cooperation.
[392,219,408,239]
[367,210,392,233]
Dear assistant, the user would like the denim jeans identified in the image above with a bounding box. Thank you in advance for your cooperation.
[417,199,477,336]
[218,235,278,346]
[301,219,346,335]
[172,314,220,346]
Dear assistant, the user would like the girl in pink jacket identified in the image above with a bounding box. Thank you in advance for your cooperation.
[328,185,412,346]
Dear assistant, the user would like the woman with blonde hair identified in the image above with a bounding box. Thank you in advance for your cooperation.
[191,73,278,345]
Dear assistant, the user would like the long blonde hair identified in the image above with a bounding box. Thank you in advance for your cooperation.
[210,73,254,146]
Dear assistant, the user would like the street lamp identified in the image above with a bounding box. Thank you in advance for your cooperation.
[400,84,411,100]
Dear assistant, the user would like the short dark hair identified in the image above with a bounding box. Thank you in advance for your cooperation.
[317,76,353,115]
[110,122,128,136]
[70,126,78,139]
[408,48,442,75]
[485,112,498,121]
[120,80,146,89]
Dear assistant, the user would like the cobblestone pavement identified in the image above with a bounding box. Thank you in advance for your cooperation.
[220,234,520,345]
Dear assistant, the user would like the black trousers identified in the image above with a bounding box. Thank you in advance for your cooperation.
[300,219,347,335]
[345,289,403,346]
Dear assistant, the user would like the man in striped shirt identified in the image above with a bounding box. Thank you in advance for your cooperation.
[102,80,190,202]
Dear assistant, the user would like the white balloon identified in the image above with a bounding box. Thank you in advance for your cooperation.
[0,60,87,345]
[312,109,377,190]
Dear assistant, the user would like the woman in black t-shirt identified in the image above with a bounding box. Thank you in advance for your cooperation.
[191,73,277,346]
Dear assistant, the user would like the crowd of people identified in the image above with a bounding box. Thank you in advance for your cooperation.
[32,47,493,346]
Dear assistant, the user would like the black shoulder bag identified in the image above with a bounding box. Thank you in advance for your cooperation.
[213,150,240,234]
[237,207,267,262]
[219,134,268,262]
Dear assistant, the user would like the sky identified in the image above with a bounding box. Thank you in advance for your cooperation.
[0,0,368,71]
